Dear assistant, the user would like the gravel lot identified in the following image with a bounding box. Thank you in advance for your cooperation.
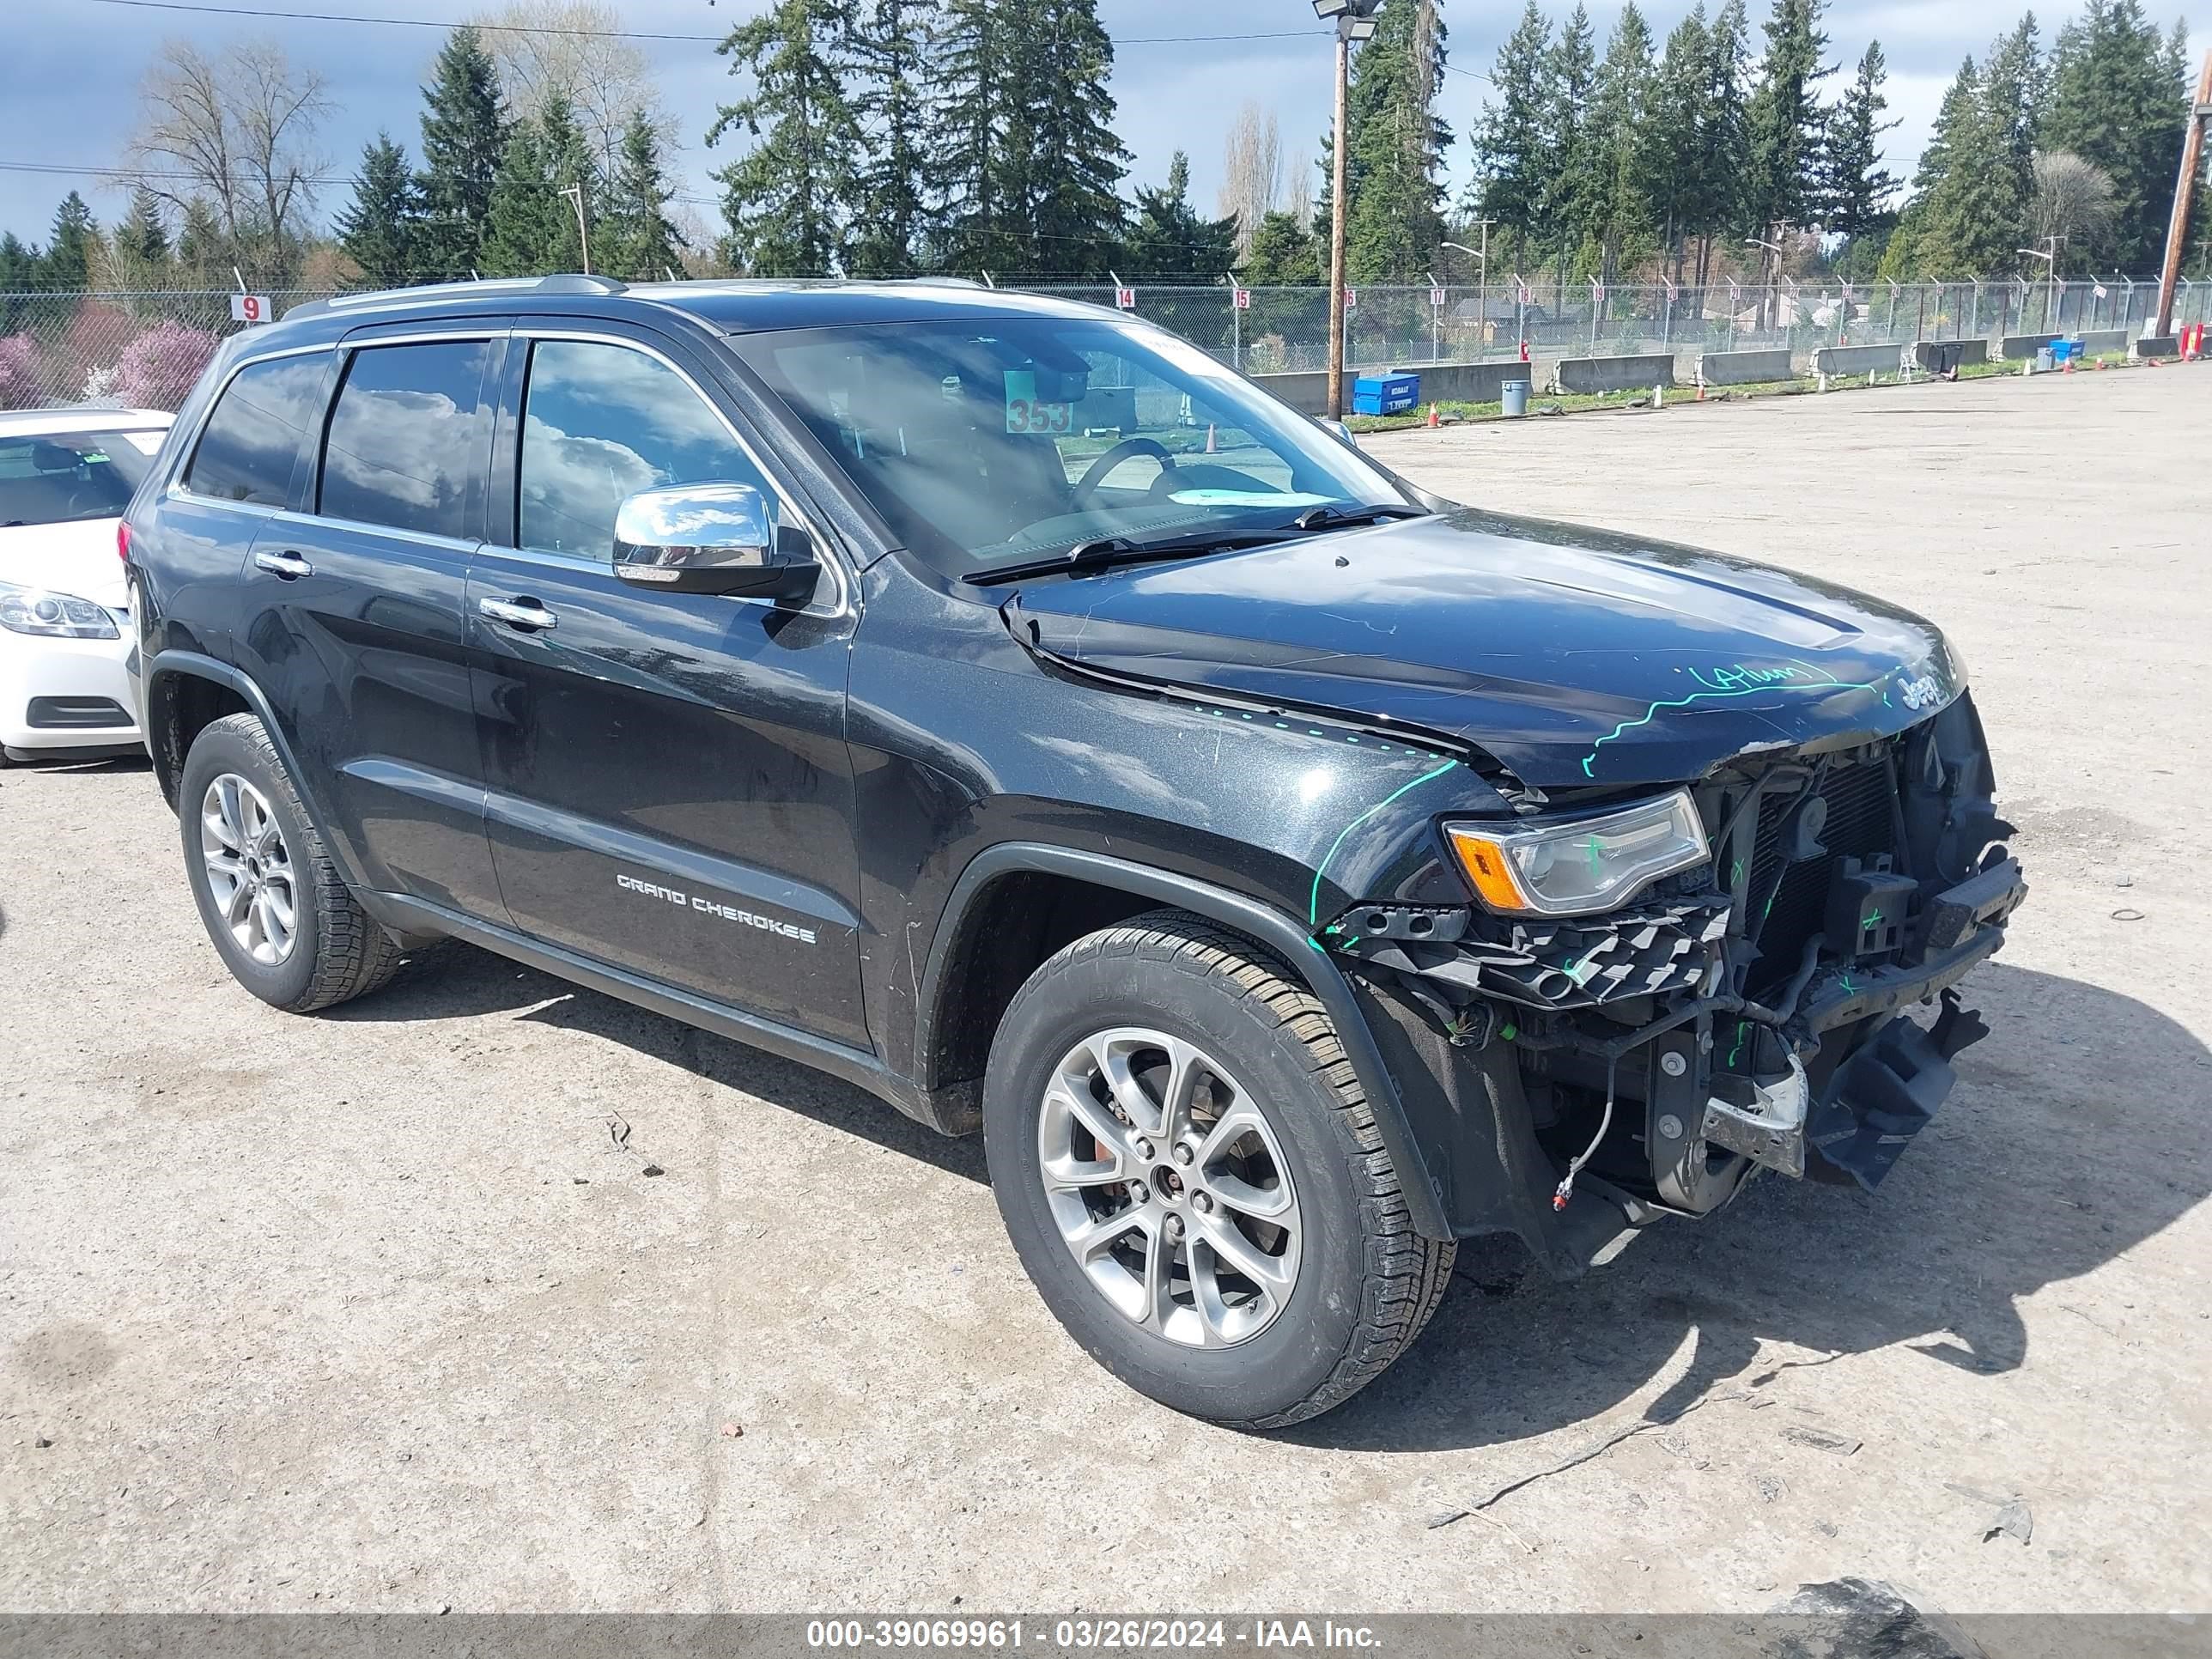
[3,366,2208,1616]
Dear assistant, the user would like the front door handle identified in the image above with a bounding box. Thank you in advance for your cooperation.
[254,550,313,580]
[478,596,559,631]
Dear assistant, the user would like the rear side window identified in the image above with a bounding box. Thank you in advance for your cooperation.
[182,355,327,506]
[517,338,770,559]
[319,340,492,540]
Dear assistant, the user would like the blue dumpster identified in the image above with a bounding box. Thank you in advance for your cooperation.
[1351,372,1420,416]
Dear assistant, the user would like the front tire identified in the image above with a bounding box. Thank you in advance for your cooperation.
[179,713,406,1012]
[984,910,1455,1429]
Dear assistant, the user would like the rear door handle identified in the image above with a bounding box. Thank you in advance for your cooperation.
[478,596,559,631]
[254,550,313,580]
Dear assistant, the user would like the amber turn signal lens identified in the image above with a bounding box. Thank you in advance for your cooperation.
[1446,827,1532,912]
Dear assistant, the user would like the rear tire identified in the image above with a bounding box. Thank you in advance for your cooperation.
[984,909,1455,1429]
[179,713,407,1012]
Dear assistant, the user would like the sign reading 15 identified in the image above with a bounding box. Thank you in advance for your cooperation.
[1006,398,1074,434]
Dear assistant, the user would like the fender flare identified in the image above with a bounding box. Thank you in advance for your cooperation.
[917,842,1452,1239]
[143,649,368,889]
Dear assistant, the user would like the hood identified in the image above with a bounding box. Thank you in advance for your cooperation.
[0,517,128,611]
[1004,507,1961,790]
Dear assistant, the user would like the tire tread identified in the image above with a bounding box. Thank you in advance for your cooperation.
[1007,908,1455,1429]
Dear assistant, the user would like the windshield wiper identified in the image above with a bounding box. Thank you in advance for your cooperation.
[968,528,1291,585]
[1289,502,1431,532]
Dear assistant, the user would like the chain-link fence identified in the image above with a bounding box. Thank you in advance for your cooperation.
[4,277,2209,414]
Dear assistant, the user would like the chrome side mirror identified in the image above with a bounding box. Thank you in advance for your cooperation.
[611,482,818,601]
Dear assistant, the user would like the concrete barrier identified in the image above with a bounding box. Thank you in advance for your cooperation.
[1810,343,1907,379]
[1998,332,2059,360]
[1550,353,1676,394]
[1695,348,1796,386]
[1252,360,1539,416]
[1912,339,1988,372]
[1384,360,1535,404]
[1249,369,1330,415]
[2133,335,2180,360]
[2075,329,2131,356]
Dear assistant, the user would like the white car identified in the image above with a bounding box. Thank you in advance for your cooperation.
[0,407,173,764]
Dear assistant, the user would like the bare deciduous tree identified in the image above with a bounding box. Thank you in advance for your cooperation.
[2029,149,2118,266]
[127,39,329,279]
[1217,102,1282,252]
[471,0,676,177]
[1281,147,1314,228]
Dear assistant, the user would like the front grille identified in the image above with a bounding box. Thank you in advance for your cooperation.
[25,696,131,730]
[1747,755,1899,989]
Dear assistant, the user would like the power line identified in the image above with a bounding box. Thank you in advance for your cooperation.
[79,0,1331,48]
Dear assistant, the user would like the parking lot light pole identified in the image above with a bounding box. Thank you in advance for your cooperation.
[1443,228,1491,354]
[1314,0,1381,418]
[2019,242,2057,334]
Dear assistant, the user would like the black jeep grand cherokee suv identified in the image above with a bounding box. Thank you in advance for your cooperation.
[125,276,2025,1427]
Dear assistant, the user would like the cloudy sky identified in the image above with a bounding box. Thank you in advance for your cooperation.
[2,0,2195,262]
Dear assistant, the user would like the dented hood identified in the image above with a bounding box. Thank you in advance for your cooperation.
[1005,507,1962,789]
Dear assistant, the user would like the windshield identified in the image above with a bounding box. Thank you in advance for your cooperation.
[0,429,162,528]
[728,316,1413,577]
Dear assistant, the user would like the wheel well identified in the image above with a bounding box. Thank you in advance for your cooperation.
[148,671,250,807]
[922,872,1160,1103]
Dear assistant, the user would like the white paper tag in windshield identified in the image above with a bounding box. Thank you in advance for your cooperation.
[1004,370,1074,435]
[1166,489,1334,507]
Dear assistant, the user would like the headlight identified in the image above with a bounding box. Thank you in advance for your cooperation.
[1446,789,1710,916]
[0,581,120,640]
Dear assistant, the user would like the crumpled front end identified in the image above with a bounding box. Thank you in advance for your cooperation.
[1328,689,2026,1266]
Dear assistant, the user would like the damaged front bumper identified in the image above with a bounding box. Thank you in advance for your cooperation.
[1332,692,2027,1274]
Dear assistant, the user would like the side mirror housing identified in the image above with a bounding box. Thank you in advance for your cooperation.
[1316,416,1358,448]
[612,482,819,601]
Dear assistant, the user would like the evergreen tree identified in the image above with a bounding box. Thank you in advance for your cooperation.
[708,0,860,276]
[1816,40,1899,234]
[930,0,1016,271]
[599,111,682,280]
[1587,3,1658,288]
[1537,3,1600,291]
[1470,3,1553,270]
[1242,209,1321,285]
[41,193,97,289]
[481,99,596,275]
[336,133,421,288]
[1898,54,2027,276]
[1742,0,1831,238]
[846,0,934,275]
[1018,0,1131,279]
[174,200,225,283]
[1121,153,1237,281]
[417,27,508,277]
[0,233,39,291]
[2043,0,2186,268]
[117,187,171,269]
[1698,0,1753,266]
[1639,7,1711,272]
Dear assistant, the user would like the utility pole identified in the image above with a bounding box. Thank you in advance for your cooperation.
[1444,225,1492,353]
[2154,51,2212,339]
[1314,0,1381,418]
[561,182,592,276]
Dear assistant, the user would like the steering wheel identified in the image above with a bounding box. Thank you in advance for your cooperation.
[1073,435,1179,506]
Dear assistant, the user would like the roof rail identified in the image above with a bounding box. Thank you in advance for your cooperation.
[283,273,628,321]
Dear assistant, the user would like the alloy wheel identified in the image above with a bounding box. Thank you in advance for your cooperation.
[200,773,298,967]
[1036,1027,1303,1348]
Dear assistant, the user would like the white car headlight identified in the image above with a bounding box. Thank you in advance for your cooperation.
[1446,789,1711,916]
[0,580,120,641]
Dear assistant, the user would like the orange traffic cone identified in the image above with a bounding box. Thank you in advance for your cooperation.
[1426,403,1439,428]
[1205,422,1217,453]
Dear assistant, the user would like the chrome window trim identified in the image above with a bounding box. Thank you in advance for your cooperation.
[511,327,853,620]
[264,507,478,557]
[169,341,336,510]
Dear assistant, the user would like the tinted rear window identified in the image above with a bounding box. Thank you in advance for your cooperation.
[183,354,327,507]
[319,340,492,540]
[0,429,162,526]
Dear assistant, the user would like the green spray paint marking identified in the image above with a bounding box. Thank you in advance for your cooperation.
[1729,1019,1748,1068]
[1309,759,1460,926]
[1840,974,1857,996]
[1577,660,1891,779]
[1585,835,1605,878]
[1730,858,1744,888]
